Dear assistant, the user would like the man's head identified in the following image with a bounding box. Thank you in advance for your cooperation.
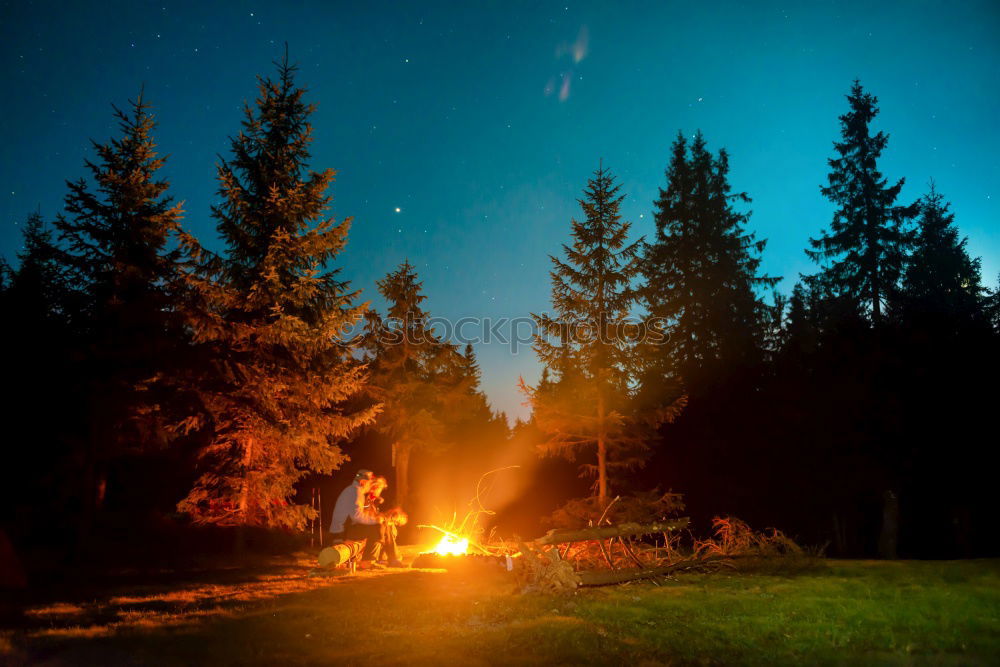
[354,469,374,489]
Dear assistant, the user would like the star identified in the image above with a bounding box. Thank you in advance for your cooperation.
[395,207,401,213]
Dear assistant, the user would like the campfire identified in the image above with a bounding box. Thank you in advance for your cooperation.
[430,534,469,556]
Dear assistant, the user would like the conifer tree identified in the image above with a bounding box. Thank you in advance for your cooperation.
[6,213,76,327]
[640,132,777,398]
[176,54,377,528]
[523,163,673,506]
[807,81,917,324]
[901,185,985,321]
[990,275,1000,332]
[52,92,189,515]
[451,343,509,442]
[0,213,81,521]
[363,261,474,508]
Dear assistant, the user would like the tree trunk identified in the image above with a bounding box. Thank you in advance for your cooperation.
[597,392,607,506]
[878,489,899,559]
[239,436,254,523]
[832,512,848,556]
[234,437,255,560]
[395,444,411,509]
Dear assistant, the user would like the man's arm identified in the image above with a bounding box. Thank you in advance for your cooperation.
[350,486,379,525]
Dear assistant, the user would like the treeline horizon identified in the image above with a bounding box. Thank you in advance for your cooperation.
[1,54,997,567]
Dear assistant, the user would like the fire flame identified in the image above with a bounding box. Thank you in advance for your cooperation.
[431,534,469,556]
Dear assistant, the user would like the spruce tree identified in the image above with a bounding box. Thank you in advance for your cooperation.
[176,55,377,528]
[807,81,917,324]
[450,343,509,445]
[363,261,474,508]
[0,213,81,526]
[6,213,76,327]
[990,275,1000,332]
[901,185,985,321]
[523,163,672,506]
[640,132,777,398]
[52,92,189,516]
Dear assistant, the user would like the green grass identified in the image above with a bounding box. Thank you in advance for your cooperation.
[3,557,998,665]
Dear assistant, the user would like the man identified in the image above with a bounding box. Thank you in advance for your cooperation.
[368,476,405,567]
[329,470,403,568]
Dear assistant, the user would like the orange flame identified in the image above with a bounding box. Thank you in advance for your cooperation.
[431,534,469,556]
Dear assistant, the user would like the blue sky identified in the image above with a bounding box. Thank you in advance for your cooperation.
[2,0,998,420]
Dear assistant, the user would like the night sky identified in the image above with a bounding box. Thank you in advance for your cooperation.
[2,0,998,421]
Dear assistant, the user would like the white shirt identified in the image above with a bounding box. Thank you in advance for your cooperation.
[329,481,378,533]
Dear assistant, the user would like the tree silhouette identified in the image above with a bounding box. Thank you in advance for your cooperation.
[524,163,676,507]
[901,184,986,323]
[807,81,917,324]
[52,92,190,522]
[363,261,476,508]
[640,132,777,400]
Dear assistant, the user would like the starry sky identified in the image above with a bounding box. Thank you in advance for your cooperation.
[2,0,998,421]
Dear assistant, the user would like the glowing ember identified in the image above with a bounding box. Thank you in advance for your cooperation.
[431,534,469,556]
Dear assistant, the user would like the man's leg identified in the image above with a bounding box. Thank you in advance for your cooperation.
[345,523,382,561]
[381,524,402,566]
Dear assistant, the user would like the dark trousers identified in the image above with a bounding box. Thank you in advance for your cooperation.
[343,522,382,561]
[380,523,401,563]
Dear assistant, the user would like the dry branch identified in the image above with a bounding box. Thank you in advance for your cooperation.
[535,518,690,546]
[577,555,724,587]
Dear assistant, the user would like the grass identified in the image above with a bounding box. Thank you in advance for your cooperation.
[2,554,998,665]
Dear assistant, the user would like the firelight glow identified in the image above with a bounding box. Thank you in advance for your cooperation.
[431,535,469,556]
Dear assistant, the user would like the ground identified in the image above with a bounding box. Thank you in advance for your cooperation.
[2,551,998,665]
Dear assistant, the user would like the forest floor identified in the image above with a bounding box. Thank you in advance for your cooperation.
[2,551,998,665]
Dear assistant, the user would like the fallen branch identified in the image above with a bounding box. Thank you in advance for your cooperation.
[535,518,690,546]
[577,555,725,587]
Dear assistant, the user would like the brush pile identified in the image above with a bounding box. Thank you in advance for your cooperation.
[512,515,813,592]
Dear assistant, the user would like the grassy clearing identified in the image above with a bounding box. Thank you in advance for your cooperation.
[3,556,998,665]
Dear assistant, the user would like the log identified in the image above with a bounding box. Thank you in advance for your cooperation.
[317,540,364,568]
[535,518,690,546]
[577,555,721,587]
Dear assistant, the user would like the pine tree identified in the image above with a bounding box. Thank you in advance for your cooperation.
[52,92,190,516]
[523,163,673,506]
[364,261,474,508]
[807,81,917,324]
[6,213,76,327]
[176,54,377,528]
[450,343,509,443]
[901,185,986,321]
[0,213,81,524]
[990,275,1000,332]
[640,132,777,398]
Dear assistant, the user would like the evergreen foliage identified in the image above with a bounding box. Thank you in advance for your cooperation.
[51,92,191,518]
[901,185,986,322]
[174,55,377,528]
[363,261,487,508]
[640,132,778,399]
[523,163,678,506]
[2,65,999,561]
[807,81,918,324]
